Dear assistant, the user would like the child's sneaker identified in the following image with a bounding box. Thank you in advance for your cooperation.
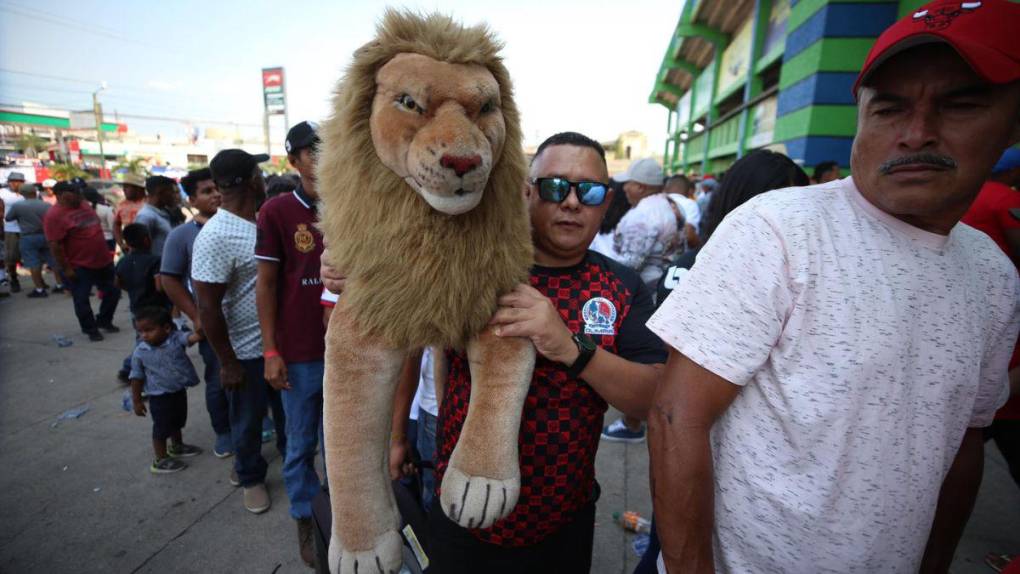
[600,418,647,443]
[261,416,274,443]
[151,457,187,474]
[213,433,233,458]
[168,443,203,458]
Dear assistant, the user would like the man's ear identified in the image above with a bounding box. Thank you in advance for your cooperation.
[522,181,531,200]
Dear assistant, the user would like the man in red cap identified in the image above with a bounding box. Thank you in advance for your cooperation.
[648,0,1020,572]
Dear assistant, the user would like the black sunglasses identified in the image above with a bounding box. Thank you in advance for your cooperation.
[531,177,609,206]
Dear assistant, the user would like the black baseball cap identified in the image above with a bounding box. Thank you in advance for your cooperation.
[53,180,82,195]
[285,121,320,154]
[209,149,270,188]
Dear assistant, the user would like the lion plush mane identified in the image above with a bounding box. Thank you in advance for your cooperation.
[317,10,533,350]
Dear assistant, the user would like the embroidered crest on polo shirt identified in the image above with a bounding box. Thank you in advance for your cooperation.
[294,223,315,253]
[582,297,617,336]
[912,1,981,30]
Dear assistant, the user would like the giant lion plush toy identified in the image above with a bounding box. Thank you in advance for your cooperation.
[316,10,535,574]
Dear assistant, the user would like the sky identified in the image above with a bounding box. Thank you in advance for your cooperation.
[0,0,682,154]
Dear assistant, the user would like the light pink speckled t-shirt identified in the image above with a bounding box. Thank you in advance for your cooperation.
[648,177,1018,574]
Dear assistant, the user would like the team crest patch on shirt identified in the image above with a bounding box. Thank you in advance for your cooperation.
[293,223,315,253]
[582,297,617,336]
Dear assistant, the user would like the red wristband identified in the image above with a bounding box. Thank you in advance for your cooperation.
[263,349,281,359]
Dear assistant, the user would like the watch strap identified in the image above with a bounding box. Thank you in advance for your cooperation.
[566,333,596,379]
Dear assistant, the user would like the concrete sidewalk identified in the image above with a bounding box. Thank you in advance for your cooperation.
[0,286,1017,573]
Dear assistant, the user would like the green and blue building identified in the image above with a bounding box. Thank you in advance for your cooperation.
[651,0,929,175]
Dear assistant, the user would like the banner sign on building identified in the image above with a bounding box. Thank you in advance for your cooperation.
[762,0,791,59]
[717,19,754,98]
[262,67,287,116]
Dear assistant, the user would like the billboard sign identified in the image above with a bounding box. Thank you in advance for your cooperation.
[262,67,286,115]
[69,110,96,130]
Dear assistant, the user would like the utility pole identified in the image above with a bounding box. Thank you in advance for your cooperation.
[92,82,107,176]
[263,110,271,155]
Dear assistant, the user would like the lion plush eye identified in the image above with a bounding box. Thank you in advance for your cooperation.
[397,93,424,114]
[480,100,496,114]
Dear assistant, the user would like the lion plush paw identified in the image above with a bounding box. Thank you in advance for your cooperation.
[328,529,403,574]
[440,466,520,529]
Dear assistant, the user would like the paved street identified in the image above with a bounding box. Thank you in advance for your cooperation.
[0,282,1017,573]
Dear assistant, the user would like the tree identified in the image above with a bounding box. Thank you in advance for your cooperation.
[113,157,146,176]
[17,133,47,156]
[48,163,89,181]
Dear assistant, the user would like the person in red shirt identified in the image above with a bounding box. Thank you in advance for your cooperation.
[963,147,1020,265]
[962,147,1020,487]
[254,121,326,566]
[44,180,122,341]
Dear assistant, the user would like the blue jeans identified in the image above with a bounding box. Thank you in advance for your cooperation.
[18,233,54,269]
[417,407,437,511]
[68,265,120,333]
[281,360,325,519]
[230,358,286,487]
[199,340,230,436]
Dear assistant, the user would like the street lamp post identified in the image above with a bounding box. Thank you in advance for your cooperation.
[92,83,106,176]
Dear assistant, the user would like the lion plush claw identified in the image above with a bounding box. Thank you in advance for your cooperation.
[317,10,535,573]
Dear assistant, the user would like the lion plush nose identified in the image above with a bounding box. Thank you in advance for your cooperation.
[440,154,482,178]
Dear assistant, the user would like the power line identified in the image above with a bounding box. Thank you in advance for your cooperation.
[0,1,124,36]
[0,68,95,86]
[0,2,169,51]
[0,67,170,96]
[0,99,263,128]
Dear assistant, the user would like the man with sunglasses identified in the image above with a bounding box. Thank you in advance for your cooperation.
[424,131,667,572]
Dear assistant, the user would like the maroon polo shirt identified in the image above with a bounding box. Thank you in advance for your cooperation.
[255,186,326,363]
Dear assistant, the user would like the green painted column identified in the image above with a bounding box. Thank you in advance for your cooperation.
[701,51,723,174]
[737,0,770,158]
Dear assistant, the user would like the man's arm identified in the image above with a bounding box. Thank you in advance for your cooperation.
[255,259,289,391]
[389,348,423,480]
[48,241,74,282]
[161,275,199,326]
[490,283,661,419]
[918,428,985,573]
[113,212,125,252]
[649,350,741,574]
[193,279,244,389]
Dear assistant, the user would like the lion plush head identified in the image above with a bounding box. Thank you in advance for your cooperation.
[372,52,505,215]
[317,10,533,349]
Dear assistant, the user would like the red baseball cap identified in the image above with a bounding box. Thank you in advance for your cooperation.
[853,0,1020,97]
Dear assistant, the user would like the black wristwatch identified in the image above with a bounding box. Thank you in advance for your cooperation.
[565,333,597,379]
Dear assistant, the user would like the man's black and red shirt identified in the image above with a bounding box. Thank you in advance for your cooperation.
[435,250,666,547]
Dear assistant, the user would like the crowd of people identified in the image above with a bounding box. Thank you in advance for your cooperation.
[1,1,1019,572]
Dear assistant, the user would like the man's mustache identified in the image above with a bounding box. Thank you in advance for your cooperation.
[879,153,958,175]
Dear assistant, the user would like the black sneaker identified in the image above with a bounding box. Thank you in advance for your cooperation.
[151,457,187,474]
[168,443,203,458]
[10,279,21,293]
[98,323,120,333]
[27,289,48,298]
[51,284,65,294]
[86,331,104,342]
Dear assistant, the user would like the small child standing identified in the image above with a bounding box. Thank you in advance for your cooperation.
[116,223,172,383]
[116,223,171,312]
[129,306,204,473]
